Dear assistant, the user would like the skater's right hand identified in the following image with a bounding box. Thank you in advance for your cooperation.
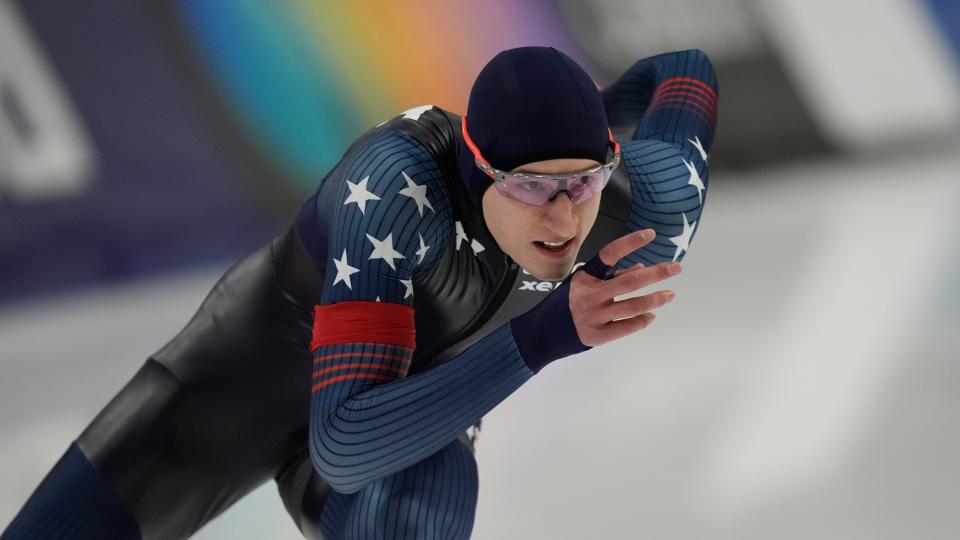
[509,228,681,373]
[568,229,681,347]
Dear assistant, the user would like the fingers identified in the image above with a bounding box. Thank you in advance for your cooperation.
[613,262,645,278]
[593,313,657,345]
[567,227,684,347]
[605,261,682,300]
[571,285,676,347]
[596,229,656,268]
[604,290,675,321]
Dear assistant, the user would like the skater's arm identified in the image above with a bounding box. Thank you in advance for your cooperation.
[300,114,689,495]
[602,50,719,269]
[299,129,542,494]
[601,48,718,150]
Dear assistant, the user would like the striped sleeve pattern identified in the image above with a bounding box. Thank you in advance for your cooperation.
[617,140,709,268]
[303,128,535,495]
[601,48,719,150]
[312,341,412,394]
[317,432,478,539]
[310,324,531,494]
[601,49,719,269]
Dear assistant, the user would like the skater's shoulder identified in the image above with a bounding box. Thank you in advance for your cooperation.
[365,105,463,169]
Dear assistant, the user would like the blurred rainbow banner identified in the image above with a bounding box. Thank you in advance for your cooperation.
[174,0,588,189]
[4,0,957,303]
[0,0,588,302]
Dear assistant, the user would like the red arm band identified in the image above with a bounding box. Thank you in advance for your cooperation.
[311,301,416,352]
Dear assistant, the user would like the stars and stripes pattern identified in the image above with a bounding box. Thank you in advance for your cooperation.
[294,49,719,538]
[322,130,451,304]
[303,127,535,516]
[312,129,450,398]
[619,139,707,266]
[609,49,717,268]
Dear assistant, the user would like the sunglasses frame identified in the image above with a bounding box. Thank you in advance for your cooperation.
[461,116,621,201]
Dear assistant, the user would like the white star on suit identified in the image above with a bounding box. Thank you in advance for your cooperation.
[399,279,414,299]
[689,136,708,161]
[669,212,697,262]
[366,233,405,271]
[343,176,380,215]
[455,221,468,251]
[470,239,485,256]
[454,221,469,251]
[683,158,705,205]
[332,249,360,290]
[415,233,430,265]
[401,104,433,121]
[398,171,435,216]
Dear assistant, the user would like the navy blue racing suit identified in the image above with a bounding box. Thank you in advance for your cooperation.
[3,49,718,540]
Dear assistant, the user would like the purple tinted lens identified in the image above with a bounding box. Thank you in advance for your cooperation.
[497,177,557,206]
[566,173,606,203]
[496,170,611,206]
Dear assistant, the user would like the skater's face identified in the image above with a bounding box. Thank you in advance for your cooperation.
[482,158,602,281]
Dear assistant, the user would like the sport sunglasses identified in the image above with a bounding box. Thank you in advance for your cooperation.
[461,116,621,207]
